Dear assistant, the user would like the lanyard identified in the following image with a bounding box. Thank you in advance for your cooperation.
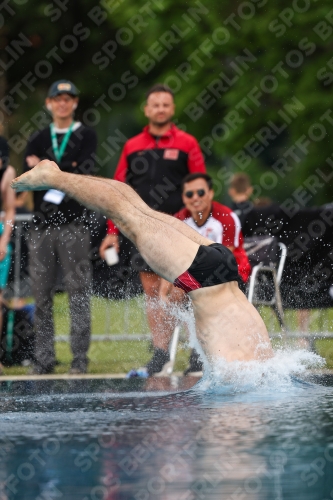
[50,122,74,162]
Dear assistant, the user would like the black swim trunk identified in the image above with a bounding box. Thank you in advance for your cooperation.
[174,243,240,293]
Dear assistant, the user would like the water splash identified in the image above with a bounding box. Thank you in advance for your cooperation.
[195,348,325,394]
[129,297,326,396]
[165,300,325,392]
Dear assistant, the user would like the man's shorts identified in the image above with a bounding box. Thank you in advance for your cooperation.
[174,243,240,293]
[0,223,11,290]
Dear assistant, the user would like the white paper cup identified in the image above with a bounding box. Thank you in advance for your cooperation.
[104,246,119,266]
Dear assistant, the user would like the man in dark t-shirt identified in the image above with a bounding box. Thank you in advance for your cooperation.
[23,80,97,374]
[228,173,254,226]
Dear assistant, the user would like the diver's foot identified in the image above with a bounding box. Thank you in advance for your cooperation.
[11,160,60,192]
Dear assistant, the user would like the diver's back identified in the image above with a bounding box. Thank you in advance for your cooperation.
[190,281,273,362]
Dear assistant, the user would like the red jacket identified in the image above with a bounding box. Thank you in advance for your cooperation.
[107,124,206,234]
[174,201,251,282]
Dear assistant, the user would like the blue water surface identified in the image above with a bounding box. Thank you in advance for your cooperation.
[0,373,332,500]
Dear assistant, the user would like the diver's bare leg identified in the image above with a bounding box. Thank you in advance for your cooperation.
[12,161,199,282]
[86,176,213,247]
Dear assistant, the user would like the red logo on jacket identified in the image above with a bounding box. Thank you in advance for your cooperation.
[163,149,179,160]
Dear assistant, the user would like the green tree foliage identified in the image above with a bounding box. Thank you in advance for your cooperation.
[2,0,333,204]
[107,0,333,204]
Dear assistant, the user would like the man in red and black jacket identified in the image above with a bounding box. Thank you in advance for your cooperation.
[99,84,206,375]
[175,174,251,284]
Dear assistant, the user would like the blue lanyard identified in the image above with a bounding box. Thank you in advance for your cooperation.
[50,122,74,162]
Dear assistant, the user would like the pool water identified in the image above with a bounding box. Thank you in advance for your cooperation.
[0,369,332,499]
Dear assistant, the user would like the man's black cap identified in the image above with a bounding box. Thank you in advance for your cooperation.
[47,80,78,98]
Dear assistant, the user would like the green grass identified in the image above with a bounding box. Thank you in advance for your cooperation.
[53,293,150,336]
[259,306,333,368]
[2,294,333,375]
[2,293,191,376]
[2,340,191,376]
[314,340,333,369]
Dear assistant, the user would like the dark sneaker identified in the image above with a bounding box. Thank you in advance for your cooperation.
[126,367,149,378]
[69,367,87,375]
[69,361,88,374]
[29,364,54,375]
[184,349,203,375]
[145,348,170,376]
[70,358,88,375]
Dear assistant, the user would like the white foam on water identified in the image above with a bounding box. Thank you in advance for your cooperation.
[129,299,327,399]
[166,301,326,394]
[195,348,325,394]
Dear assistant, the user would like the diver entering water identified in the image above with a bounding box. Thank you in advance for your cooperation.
[12,160,274,366]
[140,172,251,377]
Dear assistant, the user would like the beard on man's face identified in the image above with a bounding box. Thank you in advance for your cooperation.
[150,117,172,127]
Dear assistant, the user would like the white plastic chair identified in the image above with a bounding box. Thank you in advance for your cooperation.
[244,236,287,331]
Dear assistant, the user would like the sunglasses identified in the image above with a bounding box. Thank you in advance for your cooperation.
[184,189,206,199]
